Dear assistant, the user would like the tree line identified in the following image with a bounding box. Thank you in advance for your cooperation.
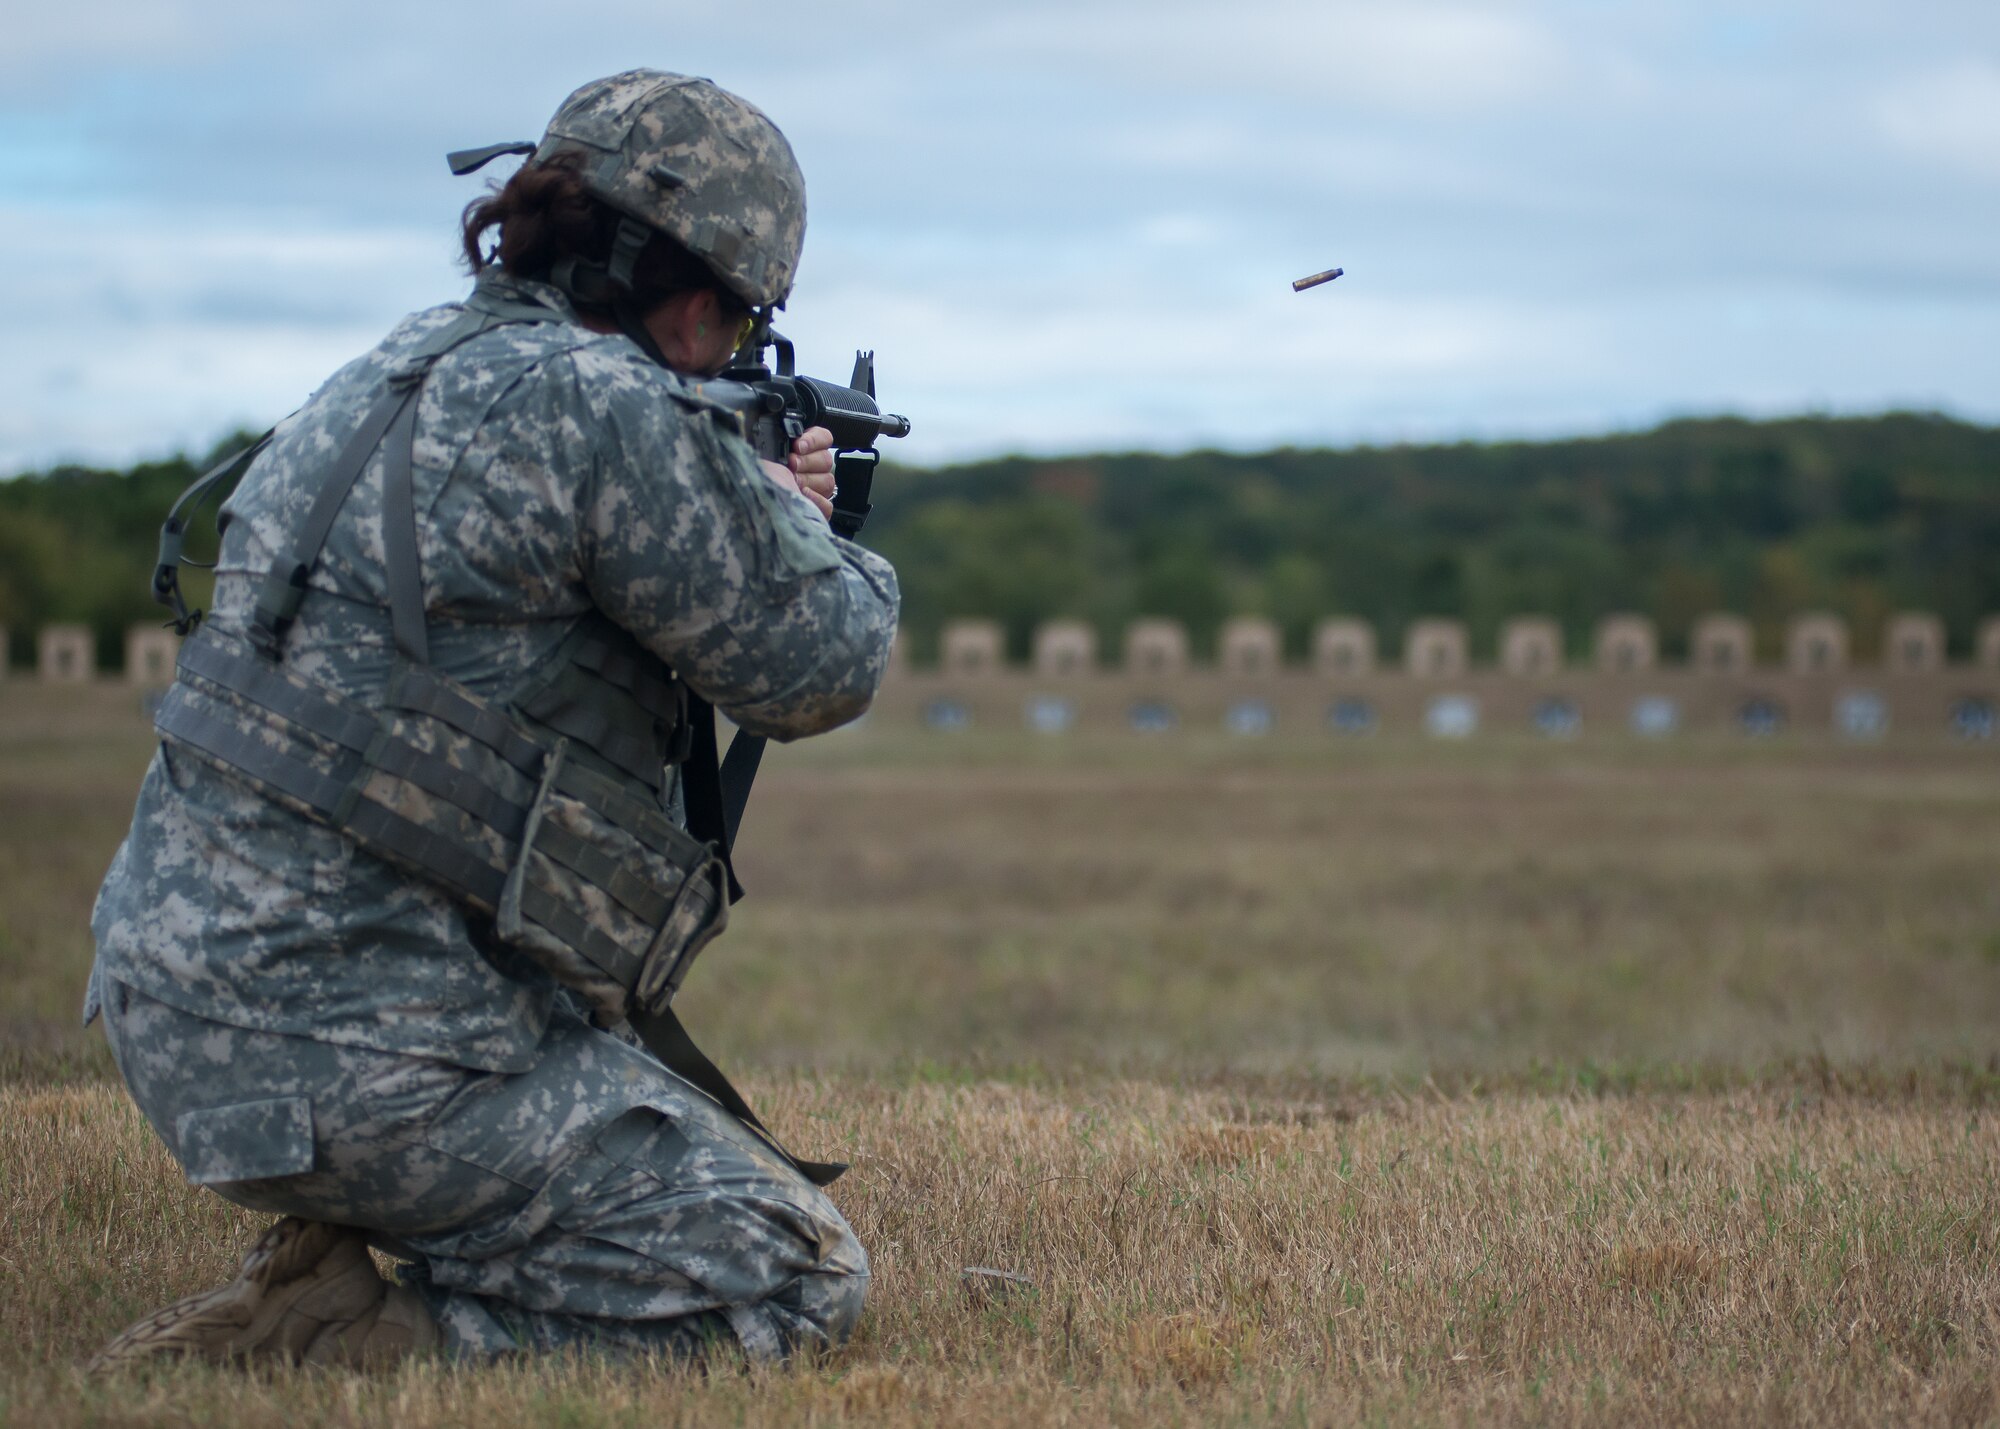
[4,413,1997,671]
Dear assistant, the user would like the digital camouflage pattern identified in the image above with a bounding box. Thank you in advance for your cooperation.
[155,616,733,1028]
[88,266,897,1358]
[93,267,898,1066]
[100,978,868,1360]
[536,70,808,308]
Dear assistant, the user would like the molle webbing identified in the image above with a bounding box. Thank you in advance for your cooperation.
[386,665,547,777]
[514,626,691,792]
[159,627,713,1005]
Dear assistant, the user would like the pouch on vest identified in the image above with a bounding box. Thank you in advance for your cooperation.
[495,735,730,1021]
[159,625,728,1026]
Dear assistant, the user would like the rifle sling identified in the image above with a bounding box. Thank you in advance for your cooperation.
[626,1002,847,1187]
[681,695,738,901]
[719,728,767,848]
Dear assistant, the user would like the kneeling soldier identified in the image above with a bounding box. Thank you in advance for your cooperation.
[87,70,897,1368]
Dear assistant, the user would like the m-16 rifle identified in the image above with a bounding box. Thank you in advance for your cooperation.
[673,318,911,893]
[695,319,911,541]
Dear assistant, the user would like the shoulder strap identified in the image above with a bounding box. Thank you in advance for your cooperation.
[378,389,430,665]
[244,302,563,663]
[247,378,421,659]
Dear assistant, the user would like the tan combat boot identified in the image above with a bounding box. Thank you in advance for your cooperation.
[89,1216,438,1372]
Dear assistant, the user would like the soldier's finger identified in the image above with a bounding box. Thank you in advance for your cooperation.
[788,448,837,480]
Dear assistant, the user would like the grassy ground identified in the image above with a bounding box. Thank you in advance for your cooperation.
[3,683,1998,1425]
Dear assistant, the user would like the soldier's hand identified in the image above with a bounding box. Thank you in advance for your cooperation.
[759,425,836,523]
[789,426,838,516]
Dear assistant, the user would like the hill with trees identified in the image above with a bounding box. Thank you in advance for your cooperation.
[4,413,1997,671]
[866,413,2000,664]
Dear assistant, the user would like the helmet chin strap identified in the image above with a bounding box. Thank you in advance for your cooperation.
[610,302,672,369]
[549,216,675,369]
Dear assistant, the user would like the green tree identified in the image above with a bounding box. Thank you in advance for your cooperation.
[1133,539,1228,656]
[7,413,1998,670]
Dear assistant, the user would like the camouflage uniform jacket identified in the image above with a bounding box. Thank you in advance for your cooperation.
[89,271,900,1070]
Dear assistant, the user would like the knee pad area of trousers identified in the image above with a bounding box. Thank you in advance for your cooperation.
[764,1260,871,1356]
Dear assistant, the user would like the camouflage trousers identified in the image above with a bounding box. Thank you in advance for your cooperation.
[98,976,868,1362]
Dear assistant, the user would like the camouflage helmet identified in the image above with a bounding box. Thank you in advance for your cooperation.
[532,70,806,308]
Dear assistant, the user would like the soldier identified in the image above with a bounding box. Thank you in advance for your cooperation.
[86,71,896,1368]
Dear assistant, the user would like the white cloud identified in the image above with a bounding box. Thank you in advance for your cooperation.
[0,8,197,82]
[1132,212,1232,249]
[0,204,452,470]
[1875,59,2000,181]
[954,1,1572,114]
[0,320,381,471]
[0,206,449,326]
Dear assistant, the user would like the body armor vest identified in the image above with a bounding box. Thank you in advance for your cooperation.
[149,285,843,1185]
[153,290,728,1031]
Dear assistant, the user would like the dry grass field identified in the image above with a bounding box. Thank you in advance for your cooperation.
[3,682,1999,1425]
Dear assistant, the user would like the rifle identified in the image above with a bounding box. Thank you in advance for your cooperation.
[696,319,912,540]
[641,323,910,1186]
[673,320,908,888]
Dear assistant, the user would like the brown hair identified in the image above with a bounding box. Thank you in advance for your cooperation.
[460,152,745,314]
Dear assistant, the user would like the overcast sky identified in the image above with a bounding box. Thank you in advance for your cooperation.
[2,0,1996,471]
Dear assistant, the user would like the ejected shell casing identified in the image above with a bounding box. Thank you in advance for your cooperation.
[1292,266,1344,292]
